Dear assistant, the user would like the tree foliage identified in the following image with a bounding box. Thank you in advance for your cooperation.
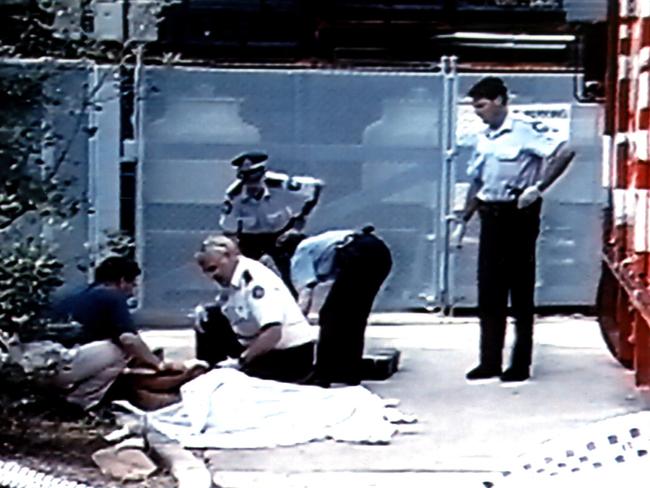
[0,7,135,339]
[0,238,64,337]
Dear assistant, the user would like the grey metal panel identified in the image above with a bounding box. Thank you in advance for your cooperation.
[87,65,122,259]
[136,67,447,315]
[450,73,604,308]
[23,63,119,297]
[135,67,605,315]
[536,103,604,305]
[564,0,608,22]
[136,68,293,313]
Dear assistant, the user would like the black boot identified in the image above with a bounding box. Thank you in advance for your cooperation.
[500,366,530,382]
[465,364,502,380]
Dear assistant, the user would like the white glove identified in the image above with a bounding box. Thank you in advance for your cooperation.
[450,220,467,249]
[517,184,542,209]
[192,305,208,333]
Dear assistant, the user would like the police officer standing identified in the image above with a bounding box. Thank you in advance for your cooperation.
[194,235,317,383]
[277,226,392,387]
[453,77,575,382]
[219,151,324,293]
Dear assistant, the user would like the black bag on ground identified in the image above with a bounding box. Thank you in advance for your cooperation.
[361,347,400,381]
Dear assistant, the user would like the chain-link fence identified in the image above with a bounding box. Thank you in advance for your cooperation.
[0,460,94,488]
[133,66,604,318]
[135,66,450,315]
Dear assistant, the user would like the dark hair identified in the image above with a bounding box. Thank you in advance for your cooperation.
[467,76,508,104]
[275,231,307,258]
[94,256,141,284]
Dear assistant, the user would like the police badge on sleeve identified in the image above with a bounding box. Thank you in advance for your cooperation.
[252,285,265,299]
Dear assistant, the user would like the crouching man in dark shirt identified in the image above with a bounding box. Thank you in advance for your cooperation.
[49,256,203,410]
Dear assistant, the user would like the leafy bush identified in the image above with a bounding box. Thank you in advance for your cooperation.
[0,237,64,337]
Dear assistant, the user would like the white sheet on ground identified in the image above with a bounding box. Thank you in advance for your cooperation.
[145,368,415,449]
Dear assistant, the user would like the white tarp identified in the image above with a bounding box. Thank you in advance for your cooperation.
[145,369,415,449]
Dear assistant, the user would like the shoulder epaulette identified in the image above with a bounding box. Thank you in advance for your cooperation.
[226,180,244,198]
[242,270,253,285]
[292,175,324,187]
[264,171,288,188]
[287,177,302,191]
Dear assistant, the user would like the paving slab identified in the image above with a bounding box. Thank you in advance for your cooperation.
[211,470,491,488]
[142,315,647,485]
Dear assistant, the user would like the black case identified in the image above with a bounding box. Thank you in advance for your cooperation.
[361,348,401,381]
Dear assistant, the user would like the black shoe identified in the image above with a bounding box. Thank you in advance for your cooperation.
[500,367,530,382]
[331,378,361,387]
[465,365,502,380]
[300,372,331,388]
[330,373,361,386]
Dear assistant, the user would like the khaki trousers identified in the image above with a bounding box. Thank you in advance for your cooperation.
[49,340,128,410]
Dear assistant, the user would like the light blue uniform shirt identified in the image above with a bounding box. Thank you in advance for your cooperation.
[290,230,354,291]
[466,113,566,202]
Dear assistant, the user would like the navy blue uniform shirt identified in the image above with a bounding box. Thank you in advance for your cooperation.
[54,284,137,345]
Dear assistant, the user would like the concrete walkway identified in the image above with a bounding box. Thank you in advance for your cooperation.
[142,315,648,487]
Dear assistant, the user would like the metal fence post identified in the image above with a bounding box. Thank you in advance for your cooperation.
[439,55,458,310]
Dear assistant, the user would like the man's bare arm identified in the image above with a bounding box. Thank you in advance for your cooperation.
[239,325,282,365]
[297,287,314,316]
[538,143,575,192]
[461,178,481,222]
[517,143,575,209]
[119,332,165,370]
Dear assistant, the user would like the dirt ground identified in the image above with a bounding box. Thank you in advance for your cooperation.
[0,394,176,488]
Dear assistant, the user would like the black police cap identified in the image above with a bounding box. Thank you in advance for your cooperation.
[231,152,268,176]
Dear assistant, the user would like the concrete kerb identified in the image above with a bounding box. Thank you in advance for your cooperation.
[146,429,213,488]
[136,312,480,335]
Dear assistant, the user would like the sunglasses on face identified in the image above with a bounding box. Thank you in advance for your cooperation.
[202,265,218,274]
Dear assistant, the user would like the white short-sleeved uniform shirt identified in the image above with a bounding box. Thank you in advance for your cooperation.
[217,256,316,349]
[219,171,322,234]
[466,113,567,202]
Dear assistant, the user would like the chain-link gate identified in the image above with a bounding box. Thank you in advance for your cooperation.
[130,61,604,319]
[134,60,454,318]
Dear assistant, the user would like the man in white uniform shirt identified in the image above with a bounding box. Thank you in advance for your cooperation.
[219,151,324,295]
[194,235,316,383]
[453,77,575,383]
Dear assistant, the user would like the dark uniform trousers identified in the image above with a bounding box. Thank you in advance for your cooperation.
[195,306,314,383]
[477,198,542,370]
[315,232,393,384]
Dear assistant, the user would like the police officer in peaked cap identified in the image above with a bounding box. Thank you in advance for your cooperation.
[231,151,268,181]
[219,150,324,295]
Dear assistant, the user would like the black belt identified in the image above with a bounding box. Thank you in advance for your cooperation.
[339,225,376,250]
[478,200,518,208]
[478,199,541,218]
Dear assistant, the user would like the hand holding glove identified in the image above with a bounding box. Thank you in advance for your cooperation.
[450,219,467,249]
[192,304,208,334]
[517,184,542,209]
